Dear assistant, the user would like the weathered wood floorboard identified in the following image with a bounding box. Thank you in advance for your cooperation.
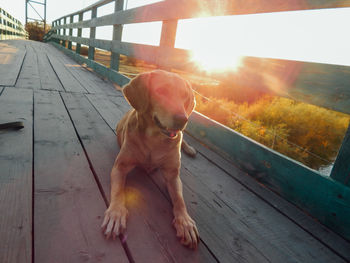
[15,43,41,90]
[30,41,65,91]
[46,53,87,93]
[46,44,120,95]
[0,88,33,263]
[33,90,128,262]
[61,92,216,262]
[0,40,26,86]
[184,134,350,262]
[180,146,346,262]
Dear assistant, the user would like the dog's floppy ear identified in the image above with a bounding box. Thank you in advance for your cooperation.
[185,80,196,114]
[123,72,151,113]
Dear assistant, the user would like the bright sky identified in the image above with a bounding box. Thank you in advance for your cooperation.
[1,0,350,70]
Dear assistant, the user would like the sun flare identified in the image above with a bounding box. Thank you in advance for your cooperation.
[190,47,243,73]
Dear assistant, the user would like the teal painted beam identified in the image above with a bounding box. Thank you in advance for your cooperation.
[88,7,97,60]
[331,124,350,185]
[68,15,73,50]
[76,13,83,55]
[110,0,124,71]
[186,111,350,241]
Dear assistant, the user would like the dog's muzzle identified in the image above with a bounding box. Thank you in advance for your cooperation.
[154,115,185,138]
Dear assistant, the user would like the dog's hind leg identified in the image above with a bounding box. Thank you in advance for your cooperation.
[181,139,196,158]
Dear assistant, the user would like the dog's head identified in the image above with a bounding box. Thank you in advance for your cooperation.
[123,70,196,139]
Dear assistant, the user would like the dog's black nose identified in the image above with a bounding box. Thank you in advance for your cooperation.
[173,114,188,129]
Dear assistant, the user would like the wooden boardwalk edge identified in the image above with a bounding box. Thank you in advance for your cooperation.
[0,88,33,263]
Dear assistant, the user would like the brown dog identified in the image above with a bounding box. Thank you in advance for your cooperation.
[101,70,199,249]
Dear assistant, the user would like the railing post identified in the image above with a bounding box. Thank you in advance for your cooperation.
[68,15,73,50]
[110,0,124,71]
[62,17,66,47]
[58,20,63,45]
[330,124,350,186]
[88,7,97,60]
[76,12,83,54]
[158,20,178,70]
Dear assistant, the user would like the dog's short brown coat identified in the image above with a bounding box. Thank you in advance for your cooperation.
[101,70,199,249]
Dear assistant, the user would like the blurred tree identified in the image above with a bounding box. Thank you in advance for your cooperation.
[25,22,51,42]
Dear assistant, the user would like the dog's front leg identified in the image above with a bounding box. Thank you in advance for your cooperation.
[102,156,134,239]
[163,168,199,249]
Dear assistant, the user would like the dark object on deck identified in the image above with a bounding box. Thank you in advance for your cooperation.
[0,121,24,130]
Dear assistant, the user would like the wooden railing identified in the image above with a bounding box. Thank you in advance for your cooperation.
[45,0,350,241]
[0,8,27,40]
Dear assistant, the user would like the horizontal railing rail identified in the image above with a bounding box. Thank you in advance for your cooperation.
[0,8,27,40]
[45,0,350,241]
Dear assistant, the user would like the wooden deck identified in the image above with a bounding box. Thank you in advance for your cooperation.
[1,39,349,263]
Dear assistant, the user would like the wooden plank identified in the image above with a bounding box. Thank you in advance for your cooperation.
[45,44,119,95]
[50,42,130,86]
[183,133,350,261]
[151,166,346,262]
[88,7,97,60]
[76,13,83,54]
[61,92,216,262]
[0,40,26,86]
[157,20,178,71]
[15,42,41,89]
[331,124,350,185]
[0,87,33,263]
[85,94,129,129]
[186,111,350,241]
[110,0,124,70]
[68,15,73,50]
[30,41,65,91]
[46,52,87,93]
[33,90,129,262]
[53,0,350,30]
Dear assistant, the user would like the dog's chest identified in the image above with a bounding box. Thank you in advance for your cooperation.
[141,148,167,171]
[137,140,172,171]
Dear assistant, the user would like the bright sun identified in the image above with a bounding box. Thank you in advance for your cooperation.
[189,46,243,73]
[175,16,245,74]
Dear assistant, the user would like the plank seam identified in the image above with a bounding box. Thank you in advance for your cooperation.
[45,53,68,92]
[13,48,27,87]
[59,92,135,263]
[186,133,350,261]
[31,43,44,90]
[32,90,35,263]
[48,47,90,94]
[147,170,220,263]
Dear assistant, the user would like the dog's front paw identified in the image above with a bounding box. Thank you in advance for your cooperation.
[173,213,199,249]
[101,204,128,240]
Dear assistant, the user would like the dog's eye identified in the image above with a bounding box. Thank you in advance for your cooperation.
[156,87,169,96]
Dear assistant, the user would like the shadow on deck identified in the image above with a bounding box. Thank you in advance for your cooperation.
[0,40,349,263]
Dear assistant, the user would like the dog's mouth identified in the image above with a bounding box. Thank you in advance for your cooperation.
[154,115,179,138]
